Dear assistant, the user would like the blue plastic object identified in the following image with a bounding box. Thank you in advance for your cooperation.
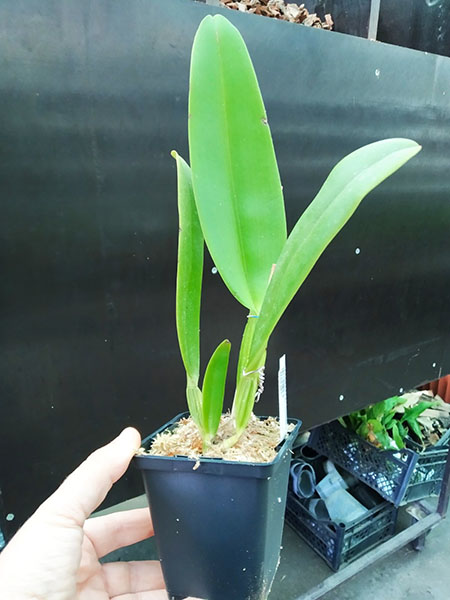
[290,460,316,498]
[303,498,330,521]
[316,471,367,525]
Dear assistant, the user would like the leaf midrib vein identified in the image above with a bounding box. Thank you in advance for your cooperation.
[216,26,255,312]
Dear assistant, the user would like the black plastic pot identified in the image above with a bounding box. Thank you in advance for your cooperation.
[134,412,301,600]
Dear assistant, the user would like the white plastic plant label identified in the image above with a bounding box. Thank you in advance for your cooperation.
[278,354,288,442]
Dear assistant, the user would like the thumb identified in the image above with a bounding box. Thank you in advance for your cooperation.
[38,427,141,526]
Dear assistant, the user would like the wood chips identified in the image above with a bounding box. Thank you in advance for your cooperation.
[220,0,333,29]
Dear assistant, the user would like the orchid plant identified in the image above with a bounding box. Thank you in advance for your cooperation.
[172,14,421,451]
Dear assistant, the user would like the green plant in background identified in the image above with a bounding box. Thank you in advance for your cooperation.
[172,14,421,451]
[338,395,441,450]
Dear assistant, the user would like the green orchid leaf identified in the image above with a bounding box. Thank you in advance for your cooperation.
[367,418,383,433]
[374,430,395,450]
[391,422,405,449]
[348,413,360,431]
[380,396,406,427]
[384,395,406,413]
[398,421,407,438]
[202,339,231,444]
[368,403,385,420]
[233,371,259,440]
[188,14,286,313]
[357,422,369,439]
[248,139,421,368]
[401,400,439,423]
[173,151,204,385]
[406,417,423,441]
[187,384,203,431]
[383,411,397,429]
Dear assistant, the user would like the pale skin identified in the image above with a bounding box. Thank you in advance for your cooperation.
[0,428,199,600]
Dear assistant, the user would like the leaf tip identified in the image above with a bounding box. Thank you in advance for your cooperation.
[170,150,178,160]
[197,14,216,34]
[218,339,232,352]
[408,140,422,154]
[212,13,227,23]
[401,140,422,163]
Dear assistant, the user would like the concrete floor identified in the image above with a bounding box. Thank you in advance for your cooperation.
[96,495,450,600]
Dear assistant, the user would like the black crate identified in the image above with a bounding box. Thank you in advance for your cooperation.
[285,491,398,571]
[309,420,450,506]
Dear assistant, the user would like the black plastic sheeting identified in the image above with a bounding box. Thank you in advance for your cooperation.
[1,0,449,532]
[299,0,450,58]
[379,0,450,58]
[303,0,372,37]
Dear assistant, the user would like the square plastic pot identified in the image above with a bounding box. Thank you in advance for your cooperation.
[133,412,301,600]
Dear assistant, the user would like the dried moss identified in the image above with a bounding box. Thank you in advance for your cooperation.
[138,413,294,464]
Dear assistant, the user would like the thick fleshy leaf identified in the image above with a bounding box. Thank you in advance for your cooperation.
[248,139,421,368]
[202,340,231,443]
[391,422,405,449]
[188,14,286,312]
[233,371,259,439]
[173,151,203,383]
[187,384,203,431]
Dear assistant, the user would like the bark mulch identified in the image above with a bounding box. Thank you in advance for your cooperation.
[220,0,333,29]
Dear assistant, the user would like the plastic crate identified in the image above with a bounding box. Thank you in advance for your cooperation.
[309,420,450,506]
[285,490,397,571]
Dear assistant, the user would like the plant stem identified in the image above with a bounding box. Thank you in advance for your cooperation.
[186,381,203,431]
[202,434,213,454]
[235,315,258,387]
[228,314,268,443]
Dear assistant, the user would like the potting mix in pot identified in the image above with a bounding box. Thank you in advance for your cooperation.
[134,13,421,600]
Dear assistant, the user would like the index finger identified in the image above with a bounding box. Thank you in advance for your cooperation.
[85,507,154,558]
[38,427,141,526]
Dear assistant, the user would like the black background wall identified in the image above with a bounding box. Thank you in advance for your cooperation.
[1,0,449,535]
[379,0,450,58]
[304,0,450,57]
[302,0,450,56]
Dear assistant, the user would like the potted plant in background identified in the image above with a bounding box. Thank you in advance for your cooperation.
[134,13,420,600]
[309,391,450,506]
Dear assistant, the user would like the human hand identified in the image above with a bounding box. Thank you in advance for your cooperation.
[0,428,198,599]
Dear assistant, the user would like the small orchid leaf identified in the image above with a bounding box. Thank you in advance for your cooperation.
[202,339,231,444]
[173,151,203,385]
[391,422,405,449]
[401,401,440,423]
[187,384,203,431]
[407,417,423,441]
